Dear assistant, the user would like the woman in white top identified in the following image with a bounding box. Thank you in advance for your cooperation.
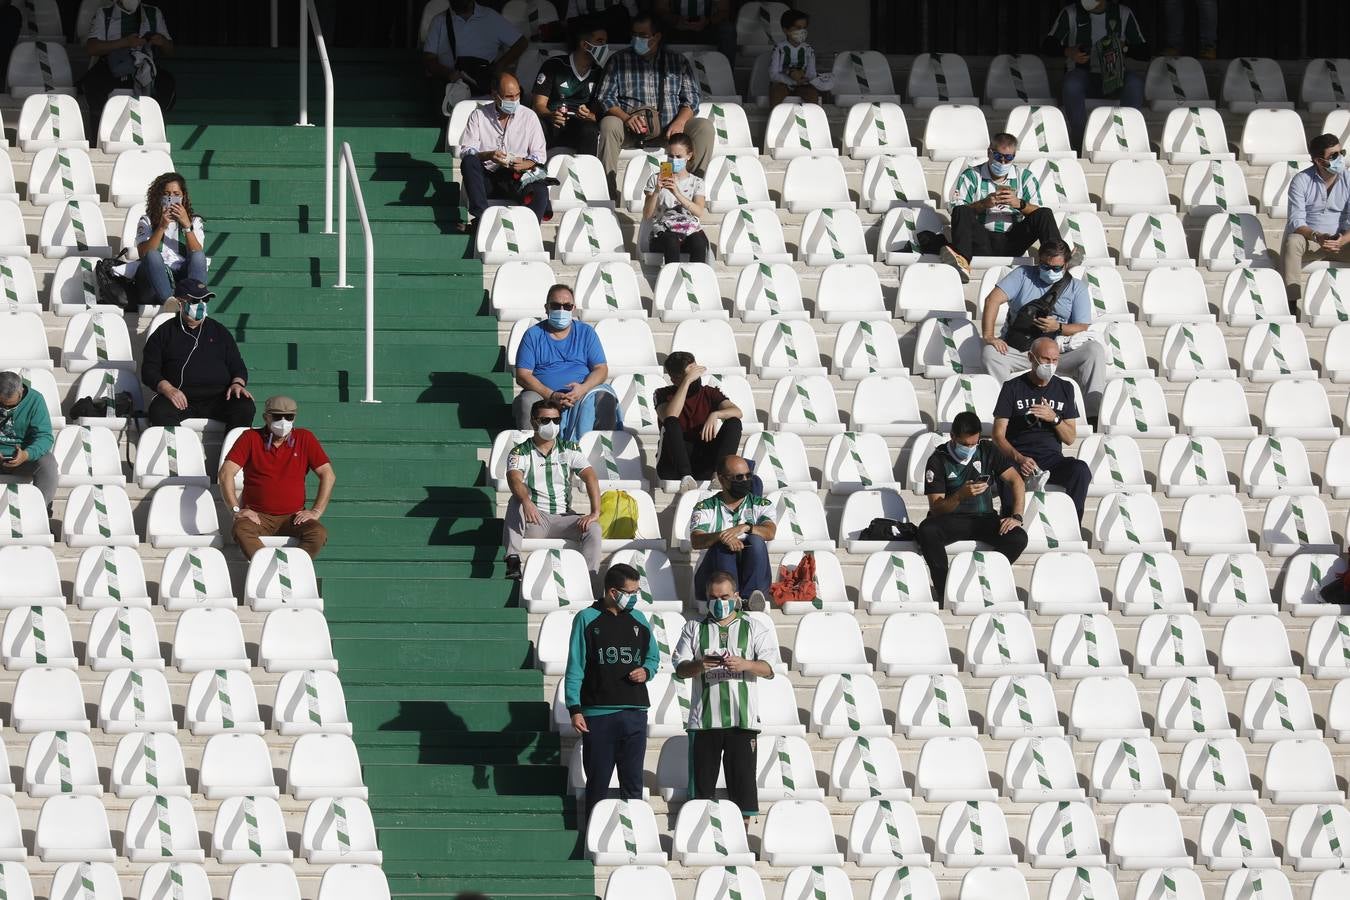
[134,171,206,306]
[642,133,708,264]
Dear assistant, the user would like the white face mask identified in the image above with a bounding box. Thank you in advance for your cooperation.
[534,420,560,440]
[119,0,141,11]
[269,418,293,439]
[1035,361,1058,382]
[787,29,807,43]
[1081,0,1102,10]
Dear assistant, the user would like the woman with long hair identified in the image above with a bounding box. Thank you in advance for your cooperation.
[134,171,206,306]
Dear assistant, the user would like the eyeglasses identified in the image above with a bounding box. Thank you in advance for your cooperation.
[723,473,752,482]
[269,413,295,421]
[989,150,1016,163]
[1040,263,1066,272]
[546,301,575,311]
[534,417,562,424]
[1321,150,1347,161]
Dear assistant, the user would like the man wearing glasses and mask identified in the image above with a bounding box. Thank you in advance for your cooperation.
[689,455,775,610]
[1283,134,1350,314]
[219,395,335,560]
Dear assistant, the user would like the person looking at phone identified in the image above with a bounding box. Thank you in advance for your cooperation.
[690,455,775,610]
[132,172,206,309]
[1043,0,1149,148]
[918,411,1027,597]
[642,133,708,264]
[532,16,608,153]
[672,570,776,824]
[0,370,56,516]
[83,0,175,134]
[980,240,1105,421]
[654,351,742,490]
[459,72,551,228]
[564,563,660,820]
[991,337,1092,523]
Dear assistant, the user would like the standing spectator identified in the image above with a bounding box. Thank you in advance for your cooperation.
[513,285,622,440]
[653,351,742,489]
[980,240,1106,421]
[423,0,527,103]
[459,73,551,228]
[918,412,1027,597]
[0,370,55,515]
[82,0,175,134]
[929,133,1067,283]
[140,279,255,429]
[501,398,603,581]
[531,16,608,154]
[565,563,660,820]
[1161,0,1217,58]
[653,0,735,63]
[991,337,1093,523]
[566,0,635,43]
[673,570,777,824]
[132,172,206,309]
[1282,134,1350,314]
[1043,0,1149,148]
[218,396,335,560]
[594,14,713,192]
[690,455,775,608]
[767,8,827,106]
[642,133,708,263]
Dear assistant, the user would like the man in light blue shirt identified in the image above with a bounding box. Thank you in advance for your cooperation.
[1283,133,1350,312]
[980,240,1106,418]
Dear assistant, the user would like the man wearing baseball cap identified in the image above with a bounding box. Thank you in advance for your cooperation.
[218,394,336,559]
[140,279,255,429]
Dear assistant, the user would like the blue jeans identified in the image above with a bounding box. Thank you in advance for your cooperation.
[135,249,207,305]
[694,533,771,601]
[1162,0,1218,49]
[580,707,647,819]
[1062,69,1145,150]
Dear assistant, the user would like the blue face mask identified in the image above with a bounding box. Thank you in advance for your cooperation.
[498,99,519,115]
[547,309,572,330]
[709,596,738,620]
[632,36,651,55]
[989,160,1011,178]
[1330,155,1346,176]
[1040,265,1065,284]
[950,441,977,463]
[670,157,687,173]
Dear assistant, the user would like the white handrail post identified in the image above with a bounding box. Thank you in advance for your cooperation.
[335,143,380,405]
[309,0,335,233]
[336,154,350,289]
[296,0,309,126]
[270,0,278,48]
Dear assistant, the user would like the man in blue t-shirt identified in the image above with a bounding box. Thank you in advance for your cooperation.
[980,240,1106,419]
[991,336,1093,522]
[513,284,622,440]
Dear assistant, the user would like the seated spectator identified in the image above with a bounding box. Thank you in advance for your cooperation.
[459,73,551,228]
[531,16,608,154]
[653,0,735,63]
[133,172,206,309]
[981,240,1105,421]
[1043,0,1149,146]
[218,396,334,560]
[595,13,713,192]
[423,0,527,109]
[513,284,621,441]
[566,0,635,43]
[690,455,774,609]
[140,280,255,429]
[991,337,1092,523]
[768,9,827,106]
[1283,134,1350,314]
[918,411,1027,597]
[653,351,741,488]
[927,132,1067,283]
[83,0,176,134]
[642,133,709,264]
[503,398,602,581]
[0,370,55,514]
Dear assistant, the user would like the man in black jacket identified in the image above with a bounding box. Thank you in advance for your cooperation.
[140,279,254,429]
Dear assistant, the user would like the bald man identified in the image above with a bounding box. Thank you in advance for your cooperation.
[458,72,552,226]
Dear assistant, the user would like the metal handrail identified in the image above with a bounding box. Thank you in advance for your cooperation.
[296,0,334,234]
[335,142,379,404]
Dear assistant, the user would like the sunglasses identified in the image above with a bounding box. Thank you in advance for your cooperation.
[989,150,1016,163]
[1321,150,1347,161]
[1040,263,1066,272]
[269,413,295,421]
[534,417,562,424]
[547,302,575,311]
[723,473,752,482]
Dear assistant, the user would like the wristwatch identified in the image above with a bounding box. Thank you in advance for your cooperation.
[1052,414,1062,426]
[231,506,241,515]
[1010,513,1024,522]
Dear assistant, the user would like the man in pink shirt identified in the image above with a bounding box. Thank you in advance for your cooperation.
[459,72,551,228]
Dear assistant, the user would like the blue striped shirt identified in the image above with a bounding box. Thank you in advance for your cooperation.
[596,47,701,130]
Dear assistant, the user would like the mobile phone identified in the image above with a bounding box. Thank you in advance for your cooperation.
[165,196,181,207]
[660,161,674,179]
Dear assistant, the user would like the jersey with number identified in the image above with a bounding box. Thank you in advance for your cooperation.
[690,492,773,534]
[673,613,777,731]
[507,438,589,515]
[950,162,1042,232]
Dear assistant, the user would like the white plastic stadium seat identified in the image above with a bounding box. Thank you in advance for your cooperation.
[1029,553,1106,615]
[124,794,204,862]
[1104,161,1173,216]
[1221,57,1292,112]
[72,544,148,609]
[847,799,928,866]
[699,102,758,155]
[287,732,367,800]
[61,311,135,374]
[27,147,97,206]
[935,800,1016,866]
[830,49,899,105]
[62,484,135,548]
[1069,676,1147,740]
[1025,800,1106,867]
[1092,738,1169,803]
[302,797,382,865]
[16,93,83,152]
[1286,803,1350,870]
[1145,56,1212,109]
[0,312,49,368]
[574,261,642,320]
[475,207,548,264]
[586,799,666,865]
[921,105,989,162]
[1108,803,1190,869]
[842,102,915,159]
[799,212,871,267]
[7,42,74,100]
[1133,613,1213,678]
[703,155,772,213]
[109,148,174,208]
[672,799,754,866]
[1199,212,1274,270]
[546,154,612,212]
[769,375,844,435]
[1082,106,1154,162]
[24,729,98,796]
[1028,158,1094,212]
[984,55,1055,109]
[765,102,837,159]
[3,605,76,668]
[1098,378,1175,437]
[1301,58,1350,113]
[98,95,170,152]
[317,865,391,900]
[145,484,221,549]
[1177,494,1255,555]
[1199,553,1277,615]
[783,156,854,213]
[39,200,110,258]
[761,799,844,866]
[907,53,977,108]
[1263,379,1338,439]
[1155,675,1232,742]
[555,207,628,265]
[1241,108,1308,164]
[1243,677,1320,741]
[212,798,290,864]
[259,608,337,673]
[1003,735,1083,803]
[183,668,264,736]
[1196,803,1279,869]
[1047,612,1125,677]
[13,667,87,732]
[876,204,946,264]
[35,794,114,862]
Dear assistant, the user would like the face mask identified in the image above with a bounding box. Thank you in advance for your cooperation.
[709,596,738,620]
[534,420,560,440]
[1040,265,1065,284]
[547,309,572,330]
[670,157,687,173]
[1329,156,1346,176]
[726,479,752,499]
[1081,0,1101,10]
[1035,362,1058,381]
[119,0,140,11]
[951,441,977,463]
[615,591,639,612]
[269,418,293,440]
[586,42,608,63]
[498,99,518,115]
[989,160,1010,178]
[632,36,651,55]
[787,29,807,43]
[185,301,208,322]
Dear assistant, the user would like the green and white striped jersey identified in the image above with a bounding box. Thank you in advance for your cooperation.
[950,162,1042,233]
[507,438,590,515]
[1047,4,1146,74]
[690,492,774,535]
[673,613,777,731]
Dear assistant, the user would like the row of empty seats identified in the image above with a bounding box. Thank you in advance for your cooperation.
[0,860,387,900]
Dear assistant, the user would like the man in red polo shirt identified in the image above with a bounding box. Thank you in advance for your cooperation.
[218,394,336,559]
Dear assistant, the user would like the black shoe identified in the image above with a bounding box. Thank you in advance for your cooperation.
[1289,299,1300,319]
[504,555,523,580]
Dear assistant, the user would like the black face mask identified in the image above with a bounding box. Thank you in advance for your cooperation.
[726,479,752,499]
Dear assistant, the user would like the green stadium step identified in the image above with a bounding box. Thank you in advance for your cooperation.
[348,700,549,733]
[364,763,566,798]
[203,231,461,259]
[319,580,511,609]
[335,640,529,672]
[167,124,442,154]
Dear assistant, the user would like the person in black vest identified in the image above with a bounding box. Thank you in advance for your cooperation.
[531,15,609,153]
[82,0,175,135]
[991,336,1093,523]
[918,411,1027,597]
[563,563,660,819]
[140,279,255,429]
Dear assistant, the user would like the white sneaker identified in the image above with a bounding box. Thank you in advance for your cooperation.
[678,476,700,494]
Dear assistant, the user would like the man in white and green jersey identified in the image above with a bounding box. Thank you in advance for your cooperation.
[502,397,602,580]
[933,132,1069,283]
[673,570,776,821]
[690,455,776,606]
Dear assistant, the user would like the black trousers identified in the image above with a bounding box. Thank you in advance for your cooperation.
[545,117,601,155]
[944,205,1063,261]
[1000,453,1093,523]
[81,59,175,136]
[657,416,742,481]
[650,229,709,265]
[460,153,551,221]
[689,727,759,817]
[147,390,256,430]
[917,514,1028,596]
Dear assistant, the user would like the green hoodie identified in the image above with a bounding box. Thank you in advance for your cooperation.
[0,382,54,460]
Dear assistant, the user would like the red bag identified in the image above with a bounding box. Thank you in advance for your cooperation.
[770,552,817,608]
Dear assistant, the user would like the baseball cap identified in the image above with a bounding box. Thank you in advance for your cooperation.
[176,278,215,302]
